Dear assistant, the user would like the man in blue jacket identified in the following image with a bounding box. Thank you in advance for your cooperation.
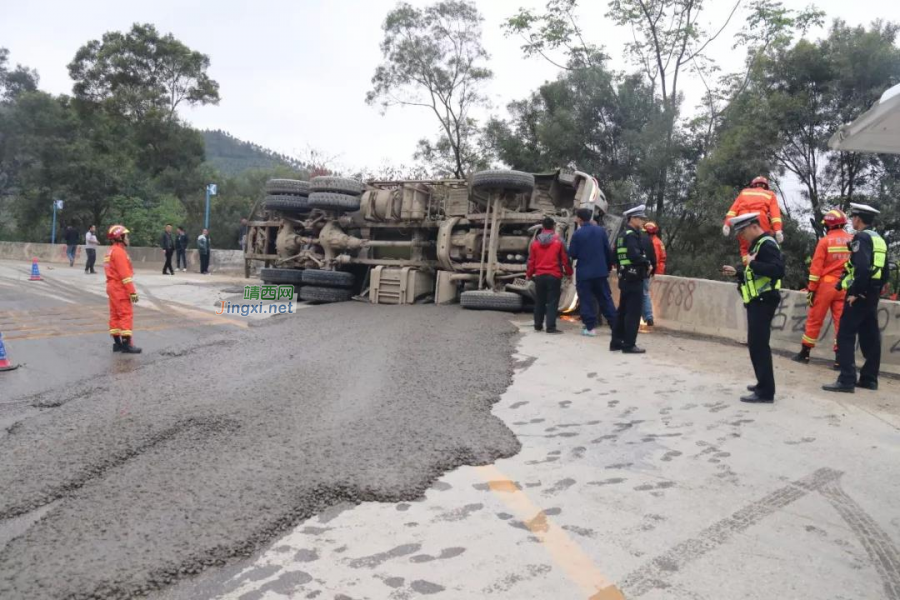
[568,208,617,336]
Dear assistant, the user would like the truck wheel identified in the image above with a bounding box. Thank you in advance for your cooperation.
[310,176,365,196]
[471,170,535,194]
[301,269,355,289]
[265,179,310,196]
[308,192,361,212]
[460,290,524,312]
[264,195,309,214]
[259,268,304,285]
[300,286,353,303]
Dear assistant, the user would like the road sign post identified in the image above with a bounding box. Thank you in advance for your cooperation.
[204,184,217,230]
[51,199,63,244]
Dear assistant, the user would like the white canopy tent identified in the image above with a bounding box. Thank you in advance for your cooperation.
[829,83,900,154]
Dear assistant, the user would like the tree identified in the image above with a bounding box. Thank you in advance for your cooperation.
[367,1,492,178]
[68,23,219,121]
[0,48,39,101]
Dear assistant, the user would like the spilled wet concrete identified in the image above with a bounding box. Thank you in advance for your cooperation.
[0,304,521,599]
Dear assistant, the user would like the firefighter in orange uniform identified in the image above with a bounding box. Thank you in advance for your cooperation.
[644,222,667,275]
[793,209,852,366]
[722,177,784,264]
[105,225,142,354]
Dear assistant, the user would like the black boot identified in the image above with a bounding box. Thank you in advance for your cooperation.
[119,338,142,354]
[822,381,855,393]
[112,335,123,352]
[792,346,811,364]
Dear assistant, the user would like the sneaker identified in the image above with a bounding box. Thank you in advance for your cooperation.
[581,328,597,337]
[534,326,543,332]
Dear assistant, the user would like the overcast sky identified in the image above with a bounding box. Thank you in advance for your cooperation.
[2,0,899,186]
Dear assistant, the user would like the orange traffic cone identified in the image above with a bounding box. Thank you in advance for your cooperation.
[29,258,42,281]
[0,332,19,372]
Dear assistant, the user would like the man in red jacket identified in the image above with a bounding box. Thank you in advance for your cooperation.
[526,216,573,334]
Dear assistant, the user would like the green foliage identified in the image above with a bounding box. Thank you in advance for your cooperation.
[368,1,492,177]
[202,130,307,176]
[68,23,219,121]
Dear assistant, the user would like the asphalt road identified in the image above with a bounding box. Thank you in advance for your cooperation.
[0,265,520,600]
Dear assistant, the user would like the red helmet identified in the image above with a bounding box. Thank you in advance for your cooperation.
[644,221,659,234]
[107,224,130,241]
[822,209,848,229]
[750,176,770,189]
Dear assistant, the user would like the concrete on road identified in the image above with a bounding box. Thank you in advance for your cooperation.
[1,257,898,600]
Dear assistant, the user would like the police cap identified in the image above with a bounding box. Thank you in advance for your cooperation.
[730,212,761,233]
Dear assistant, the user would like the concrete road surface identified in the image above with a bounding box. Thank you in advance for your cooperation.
[1,258,898,600]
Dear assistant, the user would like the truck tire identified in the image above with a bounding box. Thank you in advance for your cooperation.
[259,268,304,285]
[300,286,353,303]
[460,290,524,312]
[308,192,361,212]
[265,179,310,196]
[310,176,365,196]
[301,269,355,289]
[264,195,309,213]
[472,170,535,194]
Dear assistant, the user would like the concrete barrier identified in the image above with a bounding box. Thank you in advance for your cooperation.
[609,274,900,377]
[0,241,246,275]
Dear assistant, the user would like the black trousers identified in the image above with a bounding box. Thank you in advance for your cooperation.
[837,293,881,386]
[533,274,562,331]
[200,252,210,274]
[612,279,643,348]
[176,248,187,269]
[84,248,96,273]
[746,296,779,399]
[577,277,617,331]
[163,249,174,274]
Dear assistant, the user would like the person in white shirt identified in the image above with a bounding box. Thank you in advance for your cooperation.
[84,225,99,274]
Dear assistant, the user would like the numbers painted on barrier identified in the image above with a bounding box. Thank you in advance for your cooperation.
[659,280,695,312]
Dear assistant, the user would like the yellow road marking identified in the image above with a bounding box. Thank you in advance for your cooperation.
[5,320,240,342]
[475,464,626,600]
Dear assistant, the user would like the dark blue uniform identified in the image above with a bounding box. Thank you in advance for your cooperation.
[568,222,617,331]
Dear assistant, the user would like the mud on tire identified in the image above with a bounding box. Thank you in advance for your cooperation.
[460,290,524,312]
[264,195,309,214]
[259,268,304,286]
[471,170,535,195]
[309,176,365,196]
[307,192,361,212]
[301,269,355,289]
[300,286,353,303]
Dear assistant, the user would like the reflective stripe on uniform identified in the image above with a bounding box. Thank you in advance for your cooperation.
[726,211,737,217]
[742,191,773,198]
[109,328,121,335]
[103,256,111,262]
[802,335,817,346]
[808,275,820,281]
[771,217,782,223]
[741,236,783,304]
[122,277,133,284]
[827,246,849,253]
[120,330,133,337]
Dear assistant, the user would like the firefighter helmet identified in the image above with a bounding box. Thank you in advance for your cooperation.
[107,225,130,241]
[750,176,770,189]
[822,209,848,229]
[644,221,659,234]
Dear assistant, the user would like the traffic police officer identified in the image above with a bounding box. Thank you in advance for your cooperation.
[721,213,784,403]
[612,205,652,354]
[823,203,887,393]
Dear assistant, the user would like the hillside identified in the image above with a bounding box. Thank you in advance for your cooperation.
[202,130,305,176]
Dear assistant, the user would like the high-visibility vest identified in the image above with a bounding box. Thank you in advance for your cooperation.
[741,236,782,304]
[841,229,887,290]
[616,229,636,266]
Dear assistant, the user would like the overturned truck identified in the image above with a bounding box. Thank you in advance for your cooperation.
[243,169,617,311]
